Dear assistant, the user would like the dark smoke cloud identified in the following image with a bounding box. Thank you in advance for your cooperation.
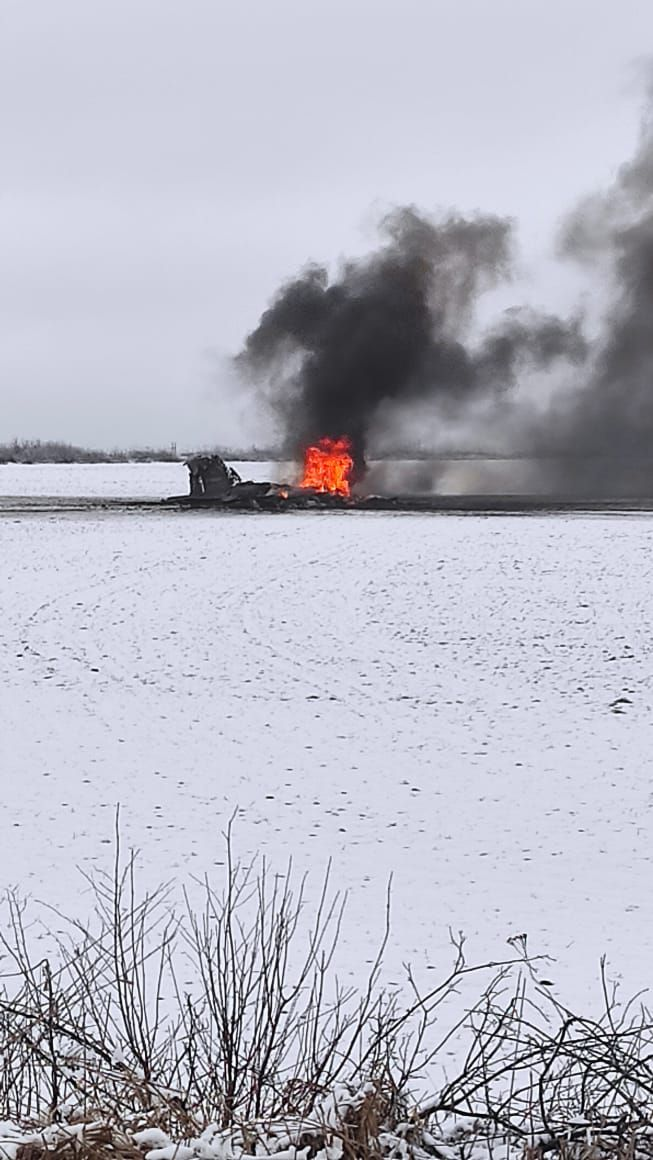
[236,207,584,477]
[540,77,653,493]
[236,74,653,496]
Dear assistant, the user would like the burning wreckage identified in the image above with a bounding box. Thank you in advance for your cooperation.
[168,439,488,511]
[163,442,653,515]
[171,439,372,511]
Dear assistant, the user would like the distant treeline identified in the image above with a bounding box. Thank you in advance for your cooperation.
[0,439,491,465]
[0,440,292,465]
[219,447,286,461]
[0,440,181,464]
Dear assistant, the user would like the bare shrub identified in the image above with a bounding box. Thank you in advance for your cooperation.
[0,824,651,1160]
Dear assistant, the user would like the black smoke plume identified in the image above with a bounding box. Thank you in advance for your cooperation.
[236,209,584,479]
[236,75,653,495]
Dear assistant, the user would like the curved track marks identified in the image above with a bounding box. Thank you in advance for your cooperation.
[3,510,653,1003]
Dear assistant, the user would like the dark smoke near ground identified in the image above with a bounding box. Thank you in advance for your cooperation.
[236,77,653,495]
[540,79,653,494]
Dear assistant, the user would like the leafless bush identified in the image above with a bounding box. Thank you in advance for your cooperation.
[0,824,651,1160]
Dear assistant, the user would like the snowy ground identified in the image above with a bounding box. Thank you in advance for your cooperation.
[0,461,291,499]
[1,467,653,1010]
[0,461,188,498]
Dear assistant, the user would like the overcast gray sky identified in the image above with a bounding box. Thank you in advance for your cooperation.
[2,0,652,449]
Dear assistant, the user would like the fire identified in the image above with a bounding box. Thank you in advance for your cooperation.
[300,436,354,497]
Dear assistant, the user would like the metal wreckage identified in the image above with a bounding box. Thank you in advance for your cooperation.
[172,452,359,511]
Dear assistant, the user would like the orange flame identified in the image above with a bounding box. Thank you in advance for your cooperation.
[300,437,354,497]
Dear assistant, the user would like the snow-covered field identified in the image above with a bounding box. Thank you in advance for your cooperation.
[0,461,287,499]
[1,465,652,1009]
[0,461,188,498]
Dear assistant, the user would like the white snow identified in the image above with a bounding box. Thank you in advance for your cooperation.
[134,1131,173,1149]
[1,466,653,1012]
[0,461,284,499]
[146,1147,196,1160]
[0,461,188,499]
